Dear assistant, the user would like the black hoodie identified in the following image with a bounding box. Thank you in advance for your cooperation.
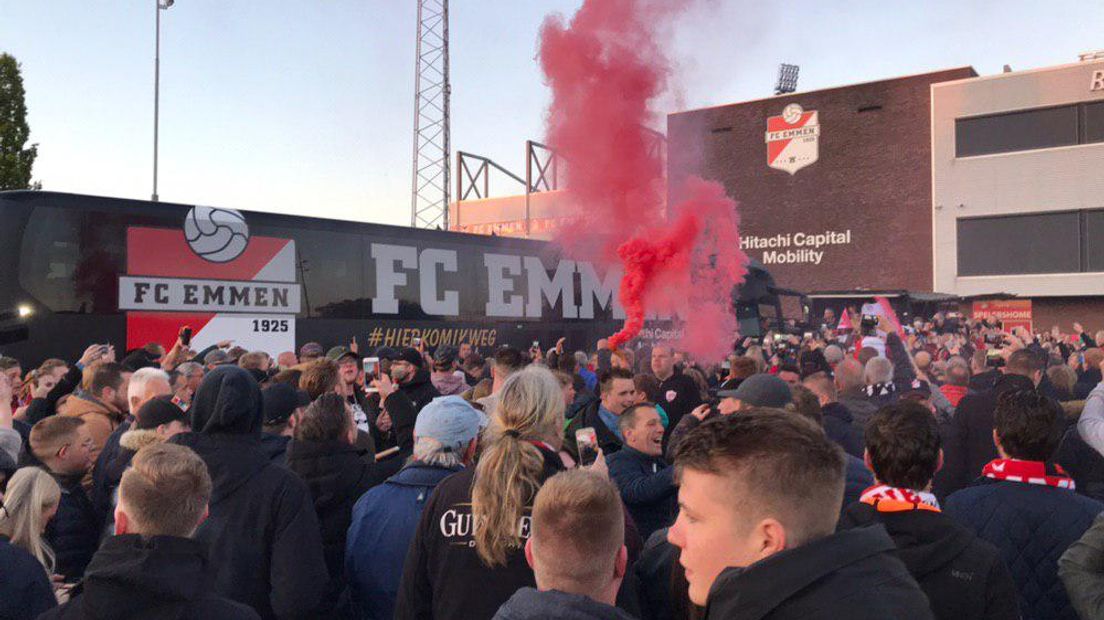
[839,502,1019,620]
[169,366,328,619]
[39,534,258,620]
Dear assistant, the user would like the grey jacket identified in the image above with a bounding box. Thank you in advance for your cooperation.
[1059,512,1104,620]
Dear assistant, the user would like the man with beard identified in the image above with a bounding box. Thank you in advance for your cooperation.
[371,347,440,472]
[59,362,131,488]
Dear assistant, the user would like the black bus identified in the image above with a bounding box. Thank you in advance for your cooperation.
[0,191,789,366]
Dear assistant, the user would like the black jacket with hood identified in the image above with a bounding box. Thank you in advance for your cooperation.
[38,534,259,620]
[702,525,933,619]
[169,366,328,619]
[839,501,1020,620]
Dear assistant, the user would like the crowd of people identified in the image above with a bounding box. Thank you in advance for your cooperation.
[4,310,1104,618]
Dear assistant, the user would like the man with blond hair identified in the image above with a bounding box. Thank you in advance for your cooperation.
[494,469,633,619]
[40,443,258,619]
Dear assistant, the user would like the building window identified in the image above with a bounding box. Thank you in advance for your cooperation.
[956,105,1079,157]
[957,212,1080,276]
[1085,101,1104,145]
[1084,210,1104,271]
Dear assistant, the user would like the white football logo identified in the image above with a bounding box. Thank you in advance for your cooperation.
[184,206,250,263]
[782,103,804,125]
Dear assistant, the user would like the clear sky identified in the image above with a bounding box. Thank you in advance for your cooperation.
[1,1,1102,226]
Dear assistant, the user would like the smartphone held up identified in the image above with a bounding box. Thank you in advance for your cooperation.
[576,427,599,467]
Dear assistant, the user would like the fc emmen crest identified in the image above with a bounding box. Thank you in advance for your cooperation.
[765,103,820,175]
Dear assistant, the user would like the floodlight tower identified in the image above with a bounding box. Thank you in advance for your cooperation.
[410,0,451,229]
[775,63,800,95]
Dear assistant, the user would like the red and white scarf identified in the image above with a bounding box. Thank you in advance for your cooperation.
[982,458,1075,490]
[860,484,940,512]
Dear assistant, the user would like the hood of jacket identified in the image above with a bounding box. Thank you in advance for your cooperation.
[286,438,371,513]
[387,461,464,488]
[118,428,165,453]
[189,365,263,436]
[839,502,977,579]
[495,588,635,620]
[431,371,469,396]
[77,534,213,617]
[259,432,290,463]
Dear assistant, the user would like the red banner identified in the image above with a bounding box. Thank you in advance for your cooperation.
[972,300,1032,332]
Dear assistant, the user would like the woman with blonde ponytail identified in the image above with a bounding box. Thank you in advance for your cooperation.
[0,466,62,617]
[396,364,574,620]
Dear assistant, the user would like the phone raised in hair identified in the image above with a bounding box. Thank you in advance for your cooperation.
[575,427,599,467]
[179,325,193,347]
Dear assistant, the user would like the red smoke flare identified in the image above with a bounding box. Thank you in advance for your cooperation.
[539,0,748,361]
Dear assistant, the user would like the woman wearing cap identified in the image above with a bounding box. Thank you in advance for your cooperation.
[396,366,625,619]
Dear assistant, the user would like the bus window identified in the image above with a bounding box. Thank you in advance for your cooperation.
[257,226,367,318]
[19,206,125,313]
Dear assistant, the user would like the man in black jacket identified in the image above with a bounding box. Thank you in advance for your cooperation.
[286,392,378,612]
[803,373,863,458]
[838,401,1018,620]
[608,404,677,540]
[40,442,258,619]
[391,346,441,413]
[667,409,932,618]
[650,345,701,431]
[29,416,103,582]
[563,368,636,463]
[942,349,1043,495]
[259,381,310,464]
[169,365,328,619]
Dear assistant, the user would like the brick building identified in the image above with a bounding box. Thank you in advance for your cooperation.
[667,67,977,294]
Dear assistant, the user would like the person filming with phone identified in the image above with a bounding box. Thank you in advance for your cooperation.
[562,368,636,463]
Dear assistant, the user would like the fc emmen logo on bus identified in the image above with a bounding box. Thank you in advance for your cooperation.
[184,206,251,263]
[765,103,820,175]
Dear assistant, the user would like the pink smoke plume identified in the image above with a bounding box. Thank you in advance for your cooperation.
[539,0,748,361]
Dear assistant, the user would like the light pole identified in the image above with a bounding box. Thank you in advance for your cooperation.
[153,0,173,202]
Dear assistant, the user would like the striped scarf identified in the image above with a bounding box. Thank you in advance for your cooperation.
[860,484,941,512]
[981,458,1075,490]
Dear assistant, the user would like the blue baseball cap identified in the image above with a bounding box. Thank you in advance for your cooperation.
[414,395,487,453]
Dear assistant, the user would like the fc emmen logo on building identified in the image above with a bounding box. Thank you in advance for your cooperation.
[765,103,820,175]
